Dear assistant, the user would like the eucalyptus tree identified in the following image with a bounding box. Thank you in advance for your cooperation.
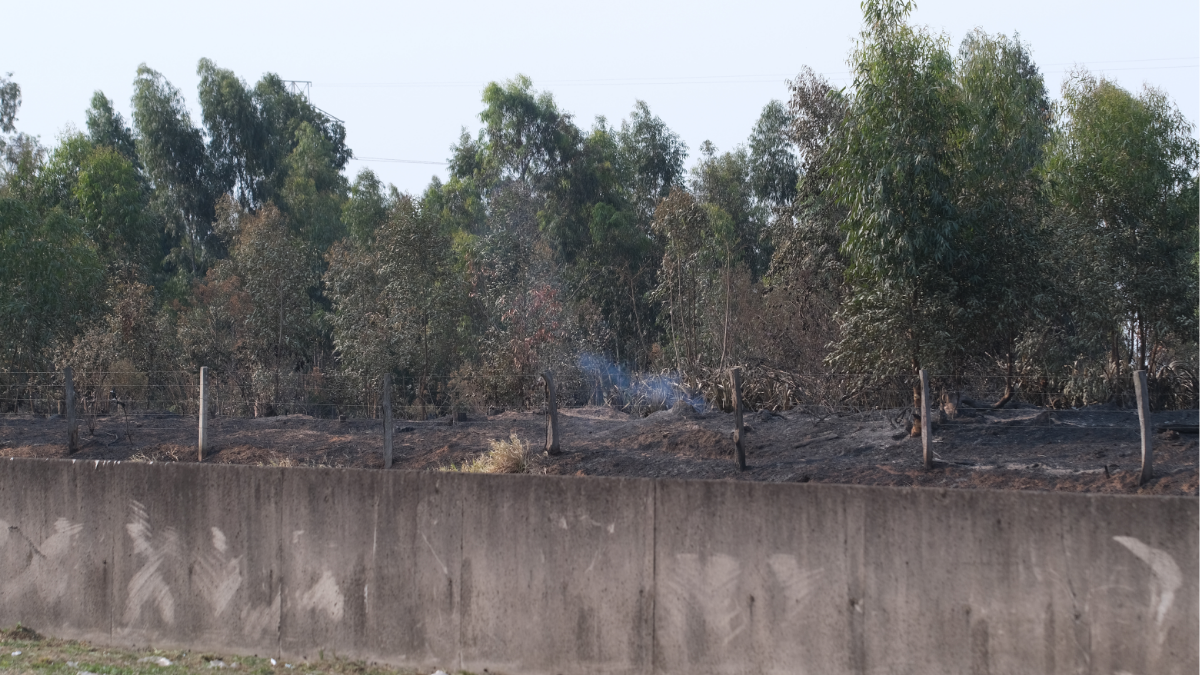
[748,100,799,209]
[12,130,152,277]
[618,100,688,230]
[435,80,690,369]
[325,194,466,402]
[343,168,395,246]
[131,64,215,275]
[769,67,848,296]
[0,73,18,134]
[230,204,317,378]
[538,116,620,263]
[74,145,156,276]
[281,121,348,252]
[650,188,712,374]
[680,142,769,374]
[828,0,962,431]
[180,202,318,413]
[85,92,139,168]
[691,142,771,280]
[761,67,849,373]
[0,73,30,190]
[197,58,266,206]
[197,60,352,214]
[34,132,94,214]
[1046,71,1199,385]
[0,199,104,371]
[953,30,1053,403]
[196,60,354,257]
[555,101,687,366]
[480,75,577,187]
[253,73,351,202]
[434,76,575,249]
[0,74,40,200]
[0,132,42,202]
[542,118,656,365]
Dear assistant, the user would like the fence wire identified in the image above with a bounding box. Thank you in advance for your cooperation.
[0,368,1191,425]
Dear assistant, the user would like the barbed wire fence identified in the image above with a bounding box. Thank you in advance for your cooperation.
[2,364,1193,421]
[1,363,1187,482]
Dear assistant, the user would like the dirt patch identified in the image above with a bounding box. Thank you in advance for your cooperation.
[2,406,1195,495]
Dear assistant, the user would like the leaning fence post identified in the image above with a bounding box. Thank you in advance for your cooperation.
[1133,370,1153,485]
[382,373,394,469]
[920,369,933,470]
[542,371,561,455]
[64,367,78,454]
[731,367,746,471]
[198,366,208,461]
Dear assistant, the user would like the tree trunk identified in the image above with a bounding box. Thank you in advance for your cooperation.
[993,351,1015,409]
[911,380,922,437]
[911,354,922,437]
[1137,311,1147,373]
[719,254,731,373]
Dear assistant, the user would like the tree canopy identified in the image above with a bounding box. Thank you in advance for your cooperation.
[0,15,1194,417]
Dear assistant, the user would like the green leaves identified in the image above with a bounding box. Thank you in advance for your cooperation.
[480,75,576,185]
[132,64,215,274]
[75,145,155,272]
[690,145,770,279]
[951,31,1052,371]
[0,73,20,134]
[180,202,318,389]
[830,0,960,375]
[0,41,1191,410]
[748,100,799,208]
[197,59,265,205]
[618,100,688,228]
[86,91,139,168]
[1046,72,1199,374]
[343,169,393,246]
[0,199,104,370]
[325,195,465,382]
[281,121,348,252]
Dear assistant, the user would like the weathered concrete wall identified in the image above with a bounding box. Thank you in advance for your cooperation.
[1,458,1195,674]
[0,460,285,653]
[652,479,1198,674]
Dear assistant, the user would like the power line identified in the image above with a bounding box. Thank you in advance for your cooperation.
[315,58,1198,89]
[1044,56,1198,65]
[1043,64,1199,73]
[317,76,806,89]
[351,157,448,165]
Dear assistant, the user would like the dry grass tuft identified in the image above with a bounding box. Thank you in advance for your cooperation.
[127,447,184,463]
[442,433,531,474]
[261,451,297,467]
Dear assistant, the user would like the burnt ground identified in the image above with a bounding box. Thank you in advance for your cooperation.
[0,404,1195,495]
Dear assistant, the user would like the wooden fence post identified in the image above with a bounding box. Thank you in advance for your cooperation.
[383,373,394,469]
[198,367,208,461]
[731,367,746,471]
[920,369,932,470]
[1134,370,1153,485]
[542,371,561,455]
[64,367,78,454]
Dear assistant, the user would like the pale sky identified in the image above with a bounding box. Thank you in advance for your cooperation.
[5,0,1197,195]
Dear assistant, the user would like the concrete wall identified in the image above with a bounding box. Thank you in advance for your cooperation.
[0,458,1195,674]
